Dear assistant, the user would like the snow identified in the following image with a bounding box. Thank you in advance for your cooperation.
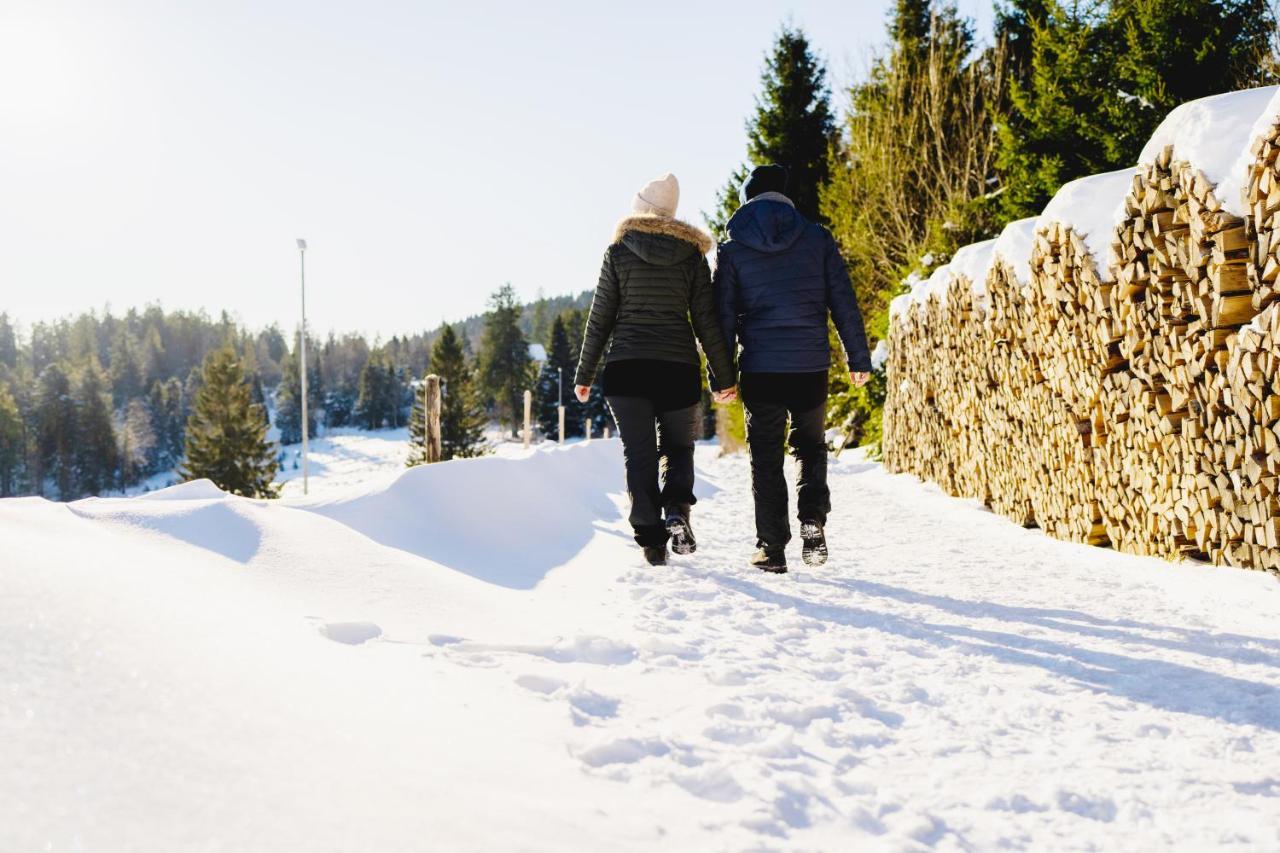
[993,216,1039,285]
[135,478,227,501]
[871,339,889,370]
[950,238,996,299]
[5,440,1280,849]
[892,240,997,317]
[1140,85,1280,216]
[1037,167,1136,280]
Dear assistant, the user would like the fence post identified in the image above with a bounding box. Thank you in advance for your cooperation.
[522,390,532,448]
[604,426,610,439]
[584,418,591,444]
[424,374,442,463]
[558,404,565,444]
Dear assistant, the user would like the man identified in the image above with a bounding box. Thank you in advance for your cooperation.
[712,164,871,574]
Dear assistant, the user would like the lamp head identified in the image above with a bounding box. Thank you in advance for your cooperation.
[296,238,307,250]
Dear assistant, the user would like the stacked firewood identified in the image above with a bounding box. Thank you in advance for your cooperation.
[884,115,1280,572]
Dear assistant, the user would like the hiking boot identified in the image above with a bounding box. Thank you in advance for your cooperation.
[800,519,828,566]
[643,544,669,566]
[750,546,788,574]
[666,514,696,555]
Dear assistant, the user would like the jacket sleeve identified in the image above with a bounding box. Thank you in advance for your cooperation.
[712,246,739,383]
[690,255,736,391]
[574,248,620,386]
[823,230,872,373]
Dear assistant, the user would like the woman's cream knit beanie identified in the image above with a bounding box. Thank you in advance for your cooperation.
[632,173,680,218]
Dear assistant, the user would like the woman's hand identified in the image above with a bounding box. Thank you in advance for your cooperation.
[850,371,870,388]
[574,385,592,403]
[712,386,738,404]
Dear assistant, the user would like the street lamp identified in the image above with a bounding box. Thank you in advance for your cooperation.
[296,238,310,495]
[557,365,564,443]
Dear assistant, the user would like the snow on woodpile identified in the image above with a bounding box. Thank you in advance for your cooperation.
[1141,85,1280,216]
[884,86,1280,572]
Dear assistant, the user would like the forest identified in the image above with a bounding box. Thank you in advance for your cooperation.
[3,0,1277,499]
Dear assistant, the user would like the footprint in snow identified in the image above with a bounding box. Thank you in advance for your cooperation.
[319,621,382,645]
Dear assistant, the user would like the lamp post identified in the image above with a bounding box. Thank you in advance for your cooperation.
[296,238,310,495]
[557,366,564,443]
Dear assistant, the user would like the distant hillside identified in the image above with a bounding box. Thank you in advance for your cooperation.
[448,290,593,352]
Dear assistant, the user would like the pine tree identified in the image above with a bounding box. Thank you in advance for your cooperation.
[707,25,836,237]
[478,284,533,436]
[181,347,279,498]
[276,343,318,444]
[0,383,25,496]
[34,364,77,499]
[535,315,583,439]
[0,313,17,369]
[408,324,487,464]
[73,363,118,496]
[117,399,157,487]
[355,351,403,429]
[995,0,1278,220]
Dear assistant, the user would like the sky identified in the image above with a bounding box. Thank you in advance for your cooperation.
[1,0,994,340]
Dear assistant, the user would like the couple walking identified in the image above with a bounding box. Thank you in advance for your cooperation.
[573,165,871,574]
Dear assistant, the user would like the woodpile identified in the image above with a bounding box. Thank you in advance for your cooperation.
[883,96,1280,573]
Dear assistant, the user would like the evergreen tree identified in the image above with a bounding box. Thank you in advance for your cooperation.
[276,344,318,444]
[34,364,77,499]
[0,313,17,369]
[73,363,118,496]
[535,315,583,439]
[478,284,533,436]
[117,399,157,487]
[707,25,836,237]
[0,383,24,496]
[408,324,487,464]
[181,347,279,498]
[995,0,1277,220]
[109,330,143,408]
[355,351,403,429]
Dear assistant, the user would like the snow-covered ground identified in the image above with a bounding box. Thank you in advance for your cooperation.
[5,440,1280,850]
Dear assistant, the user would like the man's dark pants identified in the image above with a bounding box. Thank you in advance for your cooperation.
[607,397,699,547]
[741,372,830,548]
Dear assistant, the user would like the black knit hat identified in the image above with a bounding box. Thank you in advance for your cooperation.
[740,164,789,202]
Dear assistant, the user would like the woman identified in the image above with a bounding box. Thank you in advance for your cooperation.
[574,173,737,566]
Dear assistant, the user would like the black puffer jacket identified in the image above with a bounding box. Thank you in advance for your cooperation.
[574,215,736,391]
[715,195,872,374]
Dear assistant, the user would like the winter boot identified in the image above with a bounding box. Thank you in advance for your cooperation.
[800,519,828,566]
[666,512,696,556]
[750,545,787,574]
[643,544,669,566]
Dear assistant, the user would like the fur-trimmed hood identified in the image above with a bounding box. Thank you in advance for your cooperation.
[613,214,714,264]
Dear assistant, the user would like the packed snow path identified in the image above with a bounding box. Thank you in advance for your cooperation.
[5,442,1280,850]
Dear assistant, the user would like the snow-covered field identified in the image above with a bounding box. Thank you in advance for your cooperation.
[5,439,1280,850]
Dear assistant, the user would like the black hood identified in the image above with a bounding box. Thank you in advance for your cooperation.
[726,197,805,253]
[620,230,699,267]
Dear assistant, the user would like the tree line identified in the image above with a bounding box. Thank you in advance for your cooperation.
[0,286,596,500]
[712,0,1278,449]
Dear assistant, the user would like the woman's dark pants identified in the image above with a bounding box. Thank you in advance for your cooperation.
[606,397,699,547]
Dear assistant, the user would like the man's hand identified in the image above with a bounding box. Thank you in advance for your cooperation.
[712,386,738,404]
[574,384,591,403]
[850,371,871,388]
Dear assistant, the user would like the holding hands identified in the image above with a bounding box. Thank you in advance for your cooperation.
[712,386,738,404]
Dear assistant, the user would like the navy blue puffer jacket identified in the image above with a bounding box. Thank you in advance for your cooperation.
[714,196,871,375]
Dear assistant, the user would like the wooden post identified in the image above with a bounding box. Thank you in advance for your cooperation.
[583,418,591,443]
[522,390,532,448]
[558,404,565,444]
[604,426,610,439]
[423,374,442,464]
